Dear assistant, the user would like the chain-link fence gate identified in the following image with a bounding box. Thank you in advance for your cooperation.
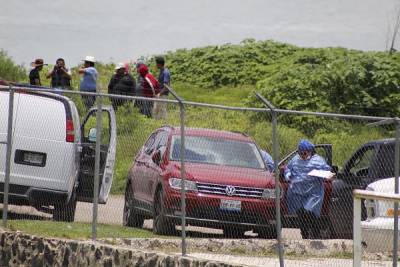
[0,84,399,266]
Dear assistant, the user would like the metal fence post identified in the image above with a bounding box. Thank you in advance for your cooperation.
[255,92,284,267]
[353,196,362,267]
[393,118,400,266]
[92,95,103,241]
[166,85,187,256]
[2,86,14,227]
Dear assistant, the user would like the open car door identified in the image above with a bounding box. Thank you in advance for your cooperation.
[77,106,116,204]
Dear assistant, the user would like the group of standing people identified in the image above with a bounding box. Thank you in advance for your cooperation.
[29,55,170,119]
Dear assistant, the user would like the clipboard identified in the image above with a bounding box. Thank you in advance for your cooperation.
[307,169,335,179]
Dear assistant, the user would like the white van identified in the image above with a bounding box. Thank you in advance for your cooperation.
[0,89,116,221]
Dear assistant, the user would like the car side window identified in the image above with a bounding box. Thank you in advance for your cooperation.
[144,133,157,155]
[348,146,375,177]
[314,147,329,165]
[375,144,395,178]
[155,131,169,150]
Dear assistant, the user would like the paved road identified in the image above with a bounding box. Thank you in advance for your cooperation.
[74,195,302,239]
[4,195,302,239]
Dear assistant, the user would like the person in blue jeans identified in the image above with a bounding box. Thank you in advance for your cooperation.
[284,139,331,239]
[79,56,98,109]
[153,56,171,119]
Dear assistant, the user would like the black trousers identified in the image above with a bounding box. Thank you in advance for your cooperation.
[82,95,95,110]
[297,208,321,239]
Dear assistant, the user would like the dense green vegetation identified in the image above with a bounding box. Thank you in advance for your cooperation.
[1,40,397,195]
[0,50,26,82]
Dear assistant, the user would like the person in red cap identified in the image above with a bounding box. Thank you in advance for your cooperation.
[137,64,160,117]
[29,58,46,86]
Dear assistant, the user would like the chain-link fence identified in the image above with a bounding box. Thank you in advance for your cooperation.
[0,84,399,266]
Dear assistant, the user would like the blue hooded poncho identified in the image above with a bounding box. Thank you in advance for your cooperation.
[283,140,331,217]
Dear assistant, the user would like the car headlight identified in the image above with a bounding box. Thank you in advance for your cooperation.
[262,188,276,199]
[168,178,198,192]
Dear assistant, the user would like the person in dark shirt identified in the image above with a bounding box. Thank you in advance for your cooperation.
[46,58,72,89]
[29,58,45,86]
[153,56,171,119]
[107,63,136,111]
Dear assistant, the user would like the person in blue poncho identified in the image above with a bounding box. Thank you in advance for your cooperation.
[284,139,331,239]
[260,149,275,172]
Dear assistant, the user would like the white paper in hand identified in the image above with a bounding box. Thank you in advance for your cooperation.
[307,169,335,179]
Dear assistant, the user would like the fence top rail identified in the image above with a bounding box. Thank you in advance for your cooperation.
[353,189,400,202]
[0,85,394,121]
[274,108,391,121]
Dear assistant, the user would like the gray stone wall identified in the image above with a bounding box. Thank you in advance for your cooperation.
[0,232,243,267]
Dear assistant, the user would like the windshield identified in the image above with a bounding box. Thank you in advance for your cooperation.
[169,135,265,169]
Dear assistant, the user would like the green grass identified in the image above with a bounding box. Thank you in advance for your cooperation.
[8,220,160,240]
[173,82,253,106]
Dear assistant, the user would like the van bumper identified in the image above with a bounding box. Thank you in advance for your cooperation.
[0,183,69,207]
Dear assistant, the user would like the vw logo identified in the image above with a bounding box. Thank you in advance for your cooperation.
[225,185,236,196]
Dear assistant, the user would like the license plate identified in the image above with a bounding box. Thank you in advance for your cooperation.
[23,152,44,165]
[220,199,241,212]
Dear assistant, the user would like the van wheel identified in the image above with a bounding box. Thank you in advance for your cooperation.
[153,189,175,235]
[53,191,77,222]
[257,226,277,239]
[123,182,144,228]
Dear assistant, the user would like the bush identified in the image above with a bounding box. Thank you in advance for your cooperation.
[0,50,26,82]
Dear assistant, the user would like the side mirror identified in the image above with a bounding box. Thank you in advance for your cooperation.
[88,128,97,142]
[152,150,162,165]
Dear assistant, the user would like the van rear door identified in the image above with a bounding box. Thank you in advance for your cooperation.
[77,106,116,204]
[0,90,19,182]
[8,93,76,193]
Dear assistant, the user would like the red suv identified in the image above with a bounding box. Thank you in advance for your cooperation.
[123,126,278,238]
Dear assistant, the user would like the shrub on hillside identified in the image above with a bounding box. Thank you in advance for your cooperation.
[0,50,26,82]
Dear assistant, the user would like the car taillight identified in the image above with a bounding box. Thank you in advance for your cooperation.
[66,119,74,142]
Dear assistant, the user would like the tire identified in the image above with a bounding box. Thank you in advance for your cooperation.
[123,182,144,228]
[153,189,175,235]
[222,226,246,238]
[257,226,277,239]
[53,190,77,222]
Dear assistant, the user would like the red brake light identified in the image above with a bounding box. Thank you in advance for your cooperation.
[66,119,75,142]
